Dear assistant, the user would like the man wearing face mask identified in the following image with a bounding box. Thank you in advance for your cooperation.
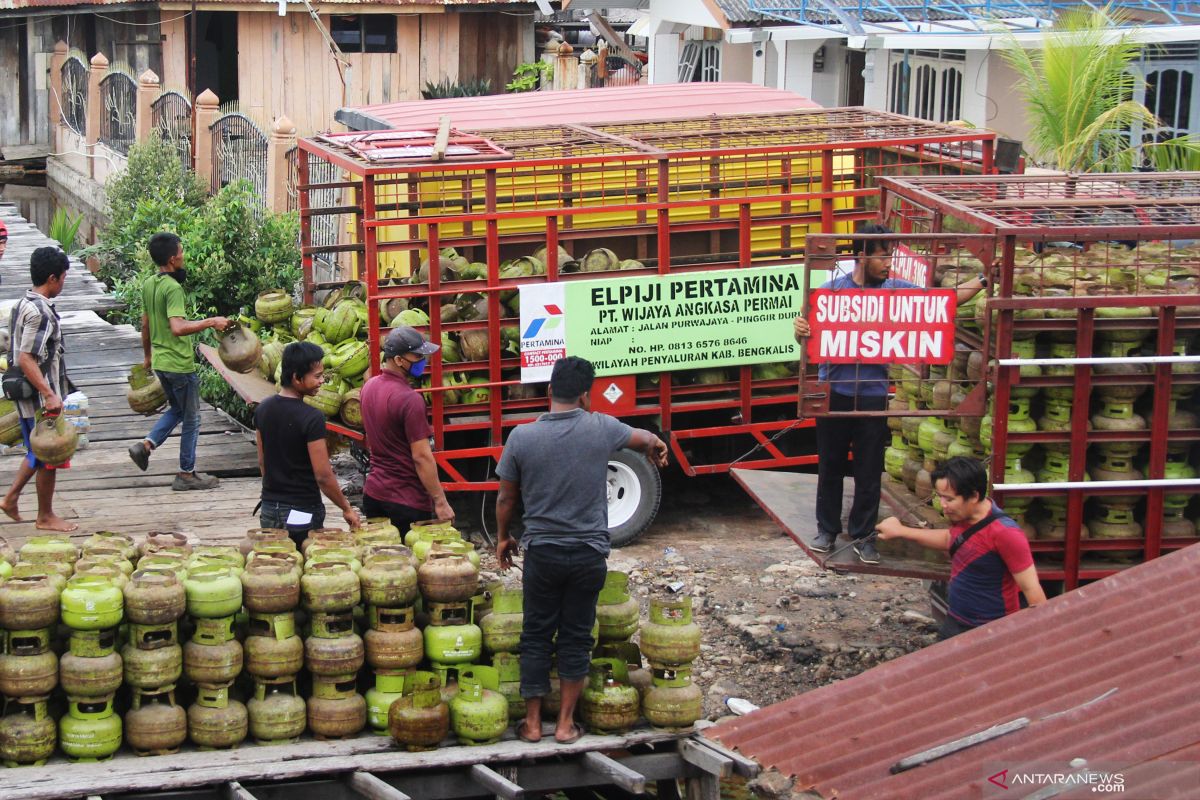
[359,325,454,530]
[127,231,230,489]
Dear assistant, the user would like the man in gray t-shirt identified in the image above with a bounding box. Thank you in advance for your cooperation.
[496,356,667,745]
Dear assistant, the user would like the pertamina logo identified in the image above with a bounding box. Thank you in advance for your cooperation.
[523,304,564,339]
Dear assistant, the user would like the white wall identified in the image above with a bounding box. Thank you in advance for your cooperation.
[783,39,842,105]
[721,41,754,83]
[985,52,1033,146]
[959,49,990,127]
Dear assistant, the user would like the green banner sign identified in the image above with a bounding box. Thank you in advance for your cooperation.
[519,265,805,380]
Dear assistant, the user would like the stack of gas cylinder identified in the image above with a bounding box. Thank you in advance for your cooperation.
[0,522,707,765]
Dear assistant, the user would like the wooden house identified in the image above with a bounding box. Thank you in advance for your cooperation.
[0,0,537,152]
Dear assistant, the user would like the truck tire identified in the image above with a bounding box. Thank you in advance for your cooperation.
[607,448,662,548]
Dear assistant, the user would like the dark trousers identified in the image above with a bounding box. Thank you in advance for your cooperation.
[938,615,977,640]
[260,499,326,551]
[363,493,430,534]
[816,392,889,541]
[518,543,607,699]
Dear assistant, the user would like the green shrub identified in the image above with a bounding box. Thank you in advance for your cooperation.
[48,208,85,254]
[87,140,301,327]
[87,137,301,425]
[198,362,254,428]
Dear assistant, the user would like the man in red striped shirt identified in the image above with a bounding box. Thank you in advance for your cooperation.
[876,456,1047,639]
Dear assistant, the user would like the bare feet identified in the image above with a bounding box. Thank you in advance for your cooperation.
[35,514,78,532]
[0,499,21,522]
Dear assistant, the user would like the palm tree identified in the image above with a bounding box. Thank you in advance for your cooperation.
[1000,5,1200,172]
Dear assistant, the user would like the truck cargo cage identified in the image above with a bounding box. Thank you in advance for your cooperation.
[874,172,1200,589]
[295,107,996,542]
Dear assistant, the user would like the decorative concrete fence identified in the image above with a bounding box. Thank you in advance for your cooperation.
[48,41,297,214]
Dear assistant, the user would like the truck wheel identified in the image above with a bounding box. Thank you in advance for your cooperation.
[607,448,661,548]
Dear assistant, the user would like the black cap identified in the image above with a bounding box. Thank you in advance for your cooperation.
[383,326,440,358]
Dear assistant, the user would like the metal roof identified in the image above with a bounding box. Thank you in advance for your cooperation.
[703,544,1200,799]
[337,82,822,132]
[880,172,1200,236]
[746,0,1200,33]
[313,105,990,170]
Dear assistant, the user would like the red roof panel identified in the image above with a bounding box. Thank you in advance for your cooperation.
[344,82,822,132]
[704,544,1200,799]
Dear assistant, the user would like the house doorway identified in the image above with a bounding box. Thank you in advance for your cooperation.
[844,49,865,106]
[192,11,238,103]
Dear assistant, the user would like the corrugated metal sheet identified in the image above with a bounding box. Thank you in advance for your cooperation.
[704,544,1200,799]
[341,82,821,131]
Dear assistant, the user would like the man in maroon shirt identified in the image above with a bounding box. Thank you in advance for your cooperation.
[359,326,454,529]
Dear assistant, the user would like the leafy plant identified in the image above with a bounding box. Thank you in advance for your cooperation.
[506,60,552,93]
[421,78,494,99]
[48,208,84,254]
[1000,5,1200,172]
[198,362,254,428]
[87,138,301,329]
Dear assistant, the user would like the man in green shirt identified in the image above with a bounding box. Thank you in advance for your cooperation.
[127,232,229,490]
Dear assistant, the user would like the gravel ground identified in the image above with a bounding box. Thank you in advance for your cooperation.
[335,456,943,721]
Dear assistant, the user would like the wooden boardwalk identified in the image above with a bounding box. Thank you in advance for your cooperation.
[0,202,291,547]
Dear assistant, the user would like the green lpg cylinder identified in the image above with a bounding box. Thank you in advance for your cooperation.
[481,588,523,655]
[0,695,56,766]
[492,652,526,721]
[359,553,419,608]
[247,677,306,745]
[0,647,57,698]
[61,574,123,630]
[366,671,407,734]
[639,596,701,668]
[188,684,249,750]
[449,666,508,746]
[301,561,361,613]
[307,675,366,740]
[580,658,640,734]
[389,671,450,752]
[0,574,60,630]
[125,686,188,756]
[883,434,908,481]
[595,572,639,643]
[183,565,243,619]
[424,603,481,666]
[59,635,123,701]
[59,697,122,762]
[643,666,704,731]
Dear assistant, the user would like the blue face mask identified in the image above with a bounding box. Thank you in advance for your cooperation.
[408,358,427,379]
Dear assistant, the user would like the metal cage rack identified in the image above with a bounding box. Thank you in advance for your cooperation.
[878,172,1200,588]
[296,109,997,488]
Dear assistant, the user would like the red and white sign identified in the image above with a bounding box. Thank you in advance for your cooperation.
[806,288,956,365]
[891,244,932,285]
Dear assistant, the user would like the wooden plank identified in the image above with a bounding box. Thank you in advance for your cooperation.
[199,344,278,407]
[684,774,721,800]
[889,717,1029,774]
[469,763,523,799]
[581,752,646,794]
[691,736,760,779]
[679,739,732,779]
[432,115,451,162]
[346,770,413,800]
[4,729,685,800]
[731,468,951,582]
[224,782,259,800]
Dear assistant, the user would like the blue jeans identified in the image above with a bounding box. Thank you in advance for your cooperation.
[518,543,607,698]
[146,370,201,473]
[260,499,326,550]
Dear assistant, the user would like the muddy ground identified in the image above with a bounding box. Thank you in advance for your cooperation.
[340,460,942,720]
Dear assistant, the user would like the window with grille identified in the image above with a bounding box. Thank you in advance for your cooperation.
[330,15,396,53]
[888,51,964,123]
